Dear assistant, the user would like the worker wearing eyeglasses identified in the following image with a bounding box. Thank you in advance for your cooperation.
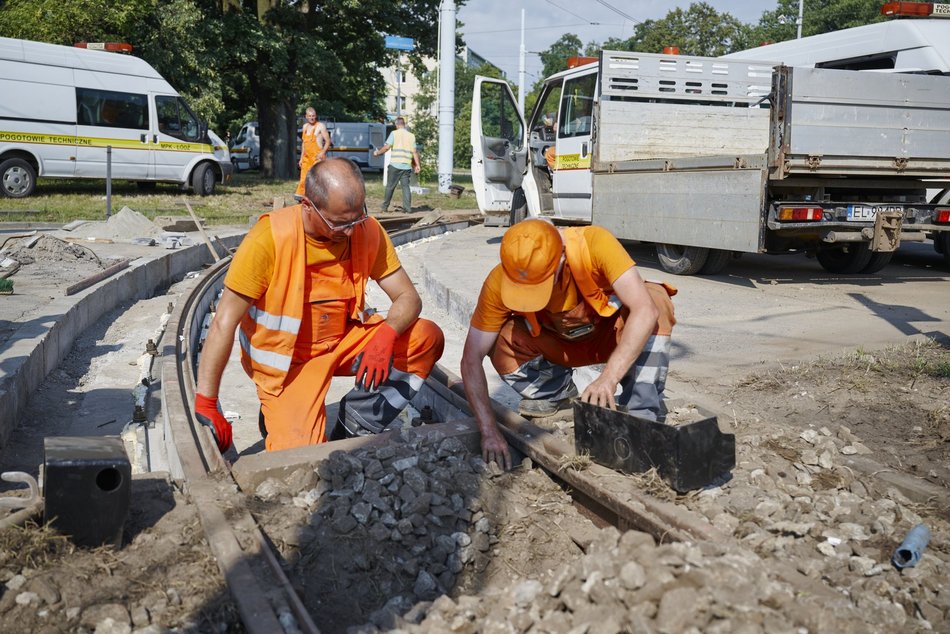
[195,158,445,453]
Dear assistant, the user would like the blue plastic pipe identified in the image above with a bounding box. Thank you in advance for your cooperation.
[892,524,931,569]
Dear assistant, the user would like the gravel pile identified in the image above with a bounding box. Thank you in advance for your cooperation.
[253,428,527,632]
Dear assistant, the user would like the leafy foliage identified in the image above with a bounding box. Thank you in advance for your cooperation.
[413,60,507,172]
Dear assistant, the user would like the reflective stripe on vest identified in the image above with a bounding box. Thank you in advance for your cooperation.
[247,304,302,335]
[391,128,414,165]
[238,206,382,394]
[239,328,292,372]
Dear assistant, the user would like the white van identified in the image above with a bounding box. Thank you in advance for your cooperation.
[0,37,232,198]
[326,121,387,171]
[229,121,260,172]
[723,17,950,74]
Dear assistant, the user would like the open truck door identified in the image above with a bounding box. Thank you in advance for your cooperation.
[471,76,527,216]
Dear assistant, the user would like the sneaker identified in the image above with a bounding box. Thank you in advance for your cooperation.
[517,384,579,418]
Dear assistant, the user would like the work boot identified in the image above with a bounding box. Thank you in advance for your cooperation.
[517,383,579,418]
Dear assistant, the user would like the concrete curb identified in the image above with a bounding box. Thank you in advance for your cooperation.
[0,234,244,450]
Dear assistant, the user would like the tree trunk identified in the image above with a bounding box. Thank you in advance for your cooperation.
[258,93,297,180]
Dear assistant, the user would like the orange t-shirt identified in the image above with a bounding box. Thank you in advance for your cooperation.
[470,225,635,333]
[226,215,401,358]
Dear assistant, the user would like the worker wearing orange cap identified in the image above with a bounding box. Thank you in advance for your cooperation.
[295,107,330,198]
[460,219,676,469]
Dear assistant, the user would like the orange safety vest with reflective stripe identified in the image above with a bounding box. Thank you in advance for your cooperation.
[519,227,676,337]
[238,205,381,395]
[390,128,415,167]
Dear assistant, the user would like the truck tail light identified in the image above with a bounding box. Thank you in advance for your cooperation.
[778,206,823,222]
[935,208,950,223]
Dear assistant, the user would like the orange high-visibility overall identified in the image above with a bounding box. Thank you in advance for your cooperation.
[295,123,324,196]
[237,207,443,450]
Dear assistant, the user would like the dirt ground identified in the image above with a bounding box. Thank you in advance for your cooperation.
[0,341,947,633]
[0,476,240,633]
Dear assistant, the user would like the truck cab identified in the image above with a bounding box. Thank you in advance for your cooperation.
[471,59,598,225]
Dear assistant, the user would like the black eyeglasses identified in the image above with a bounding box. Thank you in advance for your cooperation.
[301,196,369,231]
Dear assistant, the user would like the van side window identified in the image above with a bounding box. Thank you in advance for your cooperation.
[558,73,596,139]
[75,88,148,130]
[156,96,201,142]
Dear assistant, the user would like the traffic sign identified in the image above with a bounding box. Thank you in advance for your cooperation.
[384,35,415,51]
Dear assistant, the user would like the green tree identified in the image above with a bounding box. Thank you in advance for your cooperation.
[751,0,886,45]
[605,3,754,56]
[538,33,583,81]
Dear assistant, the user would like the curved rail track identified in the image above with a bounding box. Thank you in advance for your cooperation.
[157,217,950,632]
[157,216,725,632]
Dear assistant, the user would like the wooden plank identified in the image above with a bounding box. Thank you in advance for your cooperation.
[64,258,131,296]
[182,200,220,262]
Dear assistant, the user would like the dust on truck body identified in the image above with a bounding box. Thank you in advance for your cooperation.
[471,50,950,275]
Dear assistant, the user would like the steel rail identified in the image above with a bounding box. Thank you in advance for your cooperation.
[164,216,835,631]
[161,219,475,633]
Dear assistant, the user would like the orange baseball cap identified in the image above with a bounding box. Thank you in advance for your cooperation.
[499,219,563,312]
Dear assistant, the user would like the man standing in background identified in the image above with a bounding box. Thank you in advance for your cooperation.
[374,117,421,213]
[295,106,330,199]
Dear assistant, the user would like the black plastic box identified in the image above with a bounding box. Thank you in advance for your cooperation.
[573,400,735,493]
[43,436,131,547]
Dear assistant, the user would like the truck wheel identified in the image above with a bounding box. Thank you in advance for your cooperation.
[656,244,709,275]
[191,163,215,196]
[816,245,873,274]
[699,249,733,275]
[0,158,37,198]
[939,232,950,267]
[509,188,527,226]
[861,251,893,274]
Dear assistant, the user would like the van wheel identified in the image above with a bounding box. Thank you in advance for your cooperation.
[191,163,215,196]
[816,244,873,274]
[656,244,709,275]
[0,158,37,198]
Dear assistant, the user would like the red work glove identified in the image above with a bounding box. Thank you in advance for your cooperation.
[195,393,232,453]
[352,322,398,391]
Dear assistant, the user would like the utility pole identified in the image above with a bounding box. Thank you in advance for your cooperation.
[797,0,804,39]
[396,52,402,117]
[518,10,526,116]
[437,0,456,193]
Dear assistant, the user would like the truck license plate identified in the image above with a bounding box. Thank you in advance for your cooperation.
[847,205,903,221]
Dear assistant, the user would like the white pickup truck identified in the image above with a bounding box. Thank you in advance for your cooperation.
[471,49,950,274]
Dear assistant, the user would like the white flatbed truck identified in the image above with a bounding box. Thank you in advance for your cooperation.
[471,49,950,274]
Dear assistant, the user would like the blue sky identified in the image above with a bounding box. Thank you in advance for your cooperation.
[457,0,777,82]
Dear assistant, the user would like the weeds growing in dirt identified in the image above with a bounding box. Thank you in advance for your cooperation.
[557,452,592,473]
[0,521,74,570]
